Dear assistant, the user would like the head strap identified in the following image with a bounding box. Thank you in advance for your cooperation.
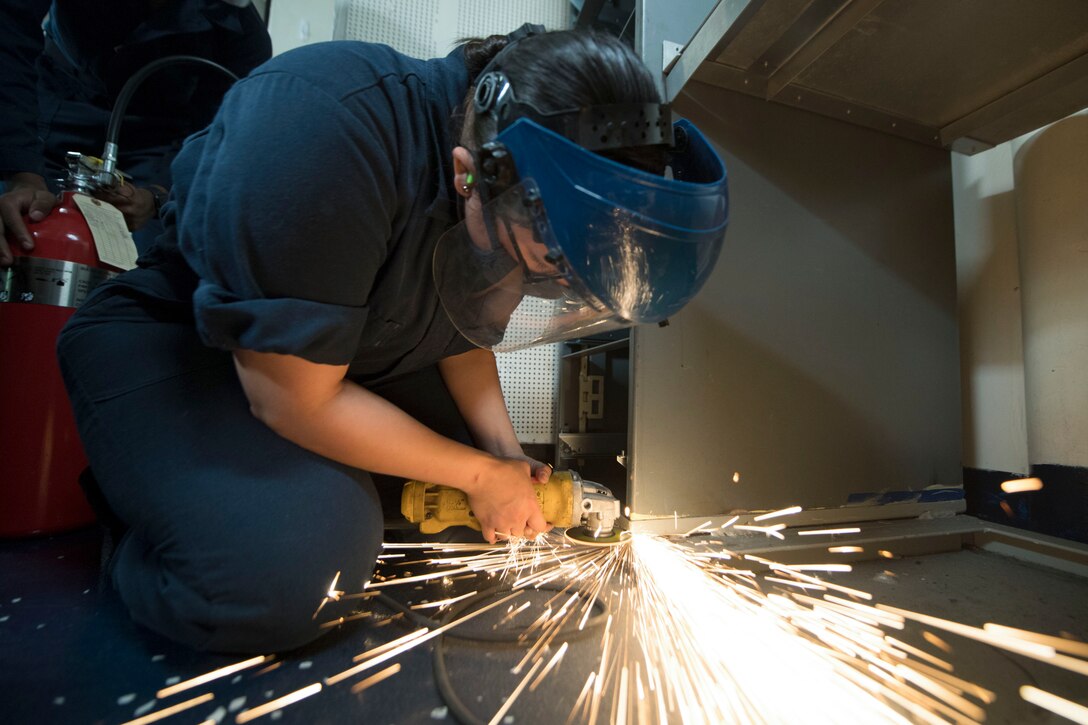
[474,71,672,151]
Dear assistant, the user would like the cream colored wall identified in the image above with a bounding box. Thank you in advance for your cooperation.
[266,0,337,55]
[953,109,1088,473]
[1014,114,1088,468]
[952,144,1029,473]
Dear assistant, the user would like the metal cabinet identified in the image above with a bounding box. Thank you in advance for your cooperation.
[557,331,632,512]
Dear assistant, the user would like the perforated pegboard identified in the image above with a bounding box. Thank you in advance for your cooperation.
[334,0,571,56]
[495,343,559,444]
[495,295,560,444]
[335,0,441,59]
[454,0,570,44]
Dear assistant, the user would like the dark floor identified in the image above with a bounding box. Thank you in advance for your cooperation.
[0,528,505,724]
[3,525,1088,724]
[0,526,610,725]
[832,549,1088,724]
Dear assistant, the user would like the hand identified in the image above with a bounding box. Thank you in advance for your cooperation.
[0,173,55,266]
[94,183,157,232]
[466,457,553,544]
[504,453,554,484]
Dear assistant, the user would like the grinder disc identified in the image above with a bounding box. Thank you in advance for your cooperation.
[564,527,629,546]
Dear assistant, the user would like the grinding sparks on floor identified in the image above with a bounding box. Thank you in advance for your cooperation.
[122,528,1088,724]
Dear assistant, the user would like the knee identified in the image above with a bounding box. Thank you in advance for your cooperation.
[206,503,385,652]
[115,484,385,654]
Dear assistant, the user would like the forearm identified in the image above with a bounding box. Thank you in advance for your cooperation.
[234,350,548,543]
[438,348,522,457]
[289,382,499,491]
[235,352,499,494]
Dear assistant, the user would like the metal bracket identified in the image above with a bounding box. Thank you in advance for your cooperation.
[662,40,684,75]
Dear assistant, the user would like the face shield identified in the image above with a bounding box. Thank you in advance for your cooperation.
[434,116,729,352]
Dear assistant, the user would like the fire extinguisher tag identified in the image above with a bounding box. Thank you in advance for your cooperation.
[73,194,139,271]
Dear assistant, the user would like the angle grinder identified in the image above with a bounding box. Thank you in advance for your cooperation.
[401,469,626,544]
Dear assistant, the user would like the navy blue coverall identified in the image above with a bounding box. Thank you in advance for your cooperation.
[57,42,480,653]
[0,0,271,250]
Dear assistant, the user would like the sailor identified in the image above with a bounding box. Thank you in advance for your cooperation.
[56,24,729,652]
[0,0,272,259]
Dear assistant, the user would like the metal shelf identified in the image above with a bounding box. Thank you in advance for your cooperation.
[561,338,630,360]
[654,0,1088,153]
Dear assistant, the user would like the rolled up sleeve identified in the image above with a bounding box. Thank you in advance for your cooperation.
[193,281,370,364]
[174,58,397,365]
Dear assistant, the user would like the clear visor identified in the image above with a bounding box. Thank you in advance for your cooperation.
[433,180,630,352]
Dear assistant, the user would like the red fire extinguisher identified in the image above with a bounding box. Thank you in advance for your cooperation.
[1,56,237,537]
[0,153,124,536]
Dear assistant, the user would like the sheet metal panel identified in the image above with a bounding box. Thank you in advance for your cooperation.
[629,85,961,520]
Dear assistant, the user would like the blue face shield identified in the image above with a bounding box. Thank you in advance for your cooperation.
[433,117,729,352]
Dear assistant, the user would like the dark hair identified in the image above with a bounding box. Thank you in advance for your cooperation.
[459,30,665,173]
[461,33,512,82]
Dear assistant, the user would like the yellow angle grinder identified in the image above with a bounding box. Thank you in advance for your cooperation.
[401,469,625,544]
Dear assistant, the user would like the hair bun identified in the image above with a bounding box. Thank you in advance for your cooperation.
[462,34,509,81]
[461,24,547,82]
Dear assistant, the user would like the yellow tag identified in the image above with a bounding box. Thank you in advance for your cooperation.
[72,193,138,271]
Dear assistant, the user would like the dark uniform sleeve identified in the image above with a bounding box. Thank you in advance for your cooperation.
[215,3,273,77]
[0,1,52,178]
[175,66,398,365]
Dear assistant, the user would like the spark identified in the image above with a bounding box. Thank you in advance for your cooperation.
[488,658,544,725]
[256,661,281,675]
[529,641,569,691]
[877,603,1088,676]
[566,672,596,725]
[763,576,826,591]
[351,628,429,663]
[774,562,853,573]
[156,656,272,698]
[349,663,401,695]
[1001,477,1044,493]
[324,592,520,685]
[119,693,214,725]
[363,565,476,589]
[326,570,342,598]
[348,533,1079,718]
[734,523,786,539]
[410,590,479,610]
[719,515,739,529]
[732,472,740,483]
[622,535,912,722]
[923,630,953,653]
[681,521,713,537]
[884,636,954,673]
[983,623,1088,657]
[313,570,348,619]
[156,525,1088,724]
[753,505,802,521]
[798,527,862,536]
[235,683,321,723]
[1020,685,1088,724]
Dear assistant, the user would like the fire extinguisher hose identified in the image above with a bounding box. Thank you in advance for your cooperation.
[100,56,241,184]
